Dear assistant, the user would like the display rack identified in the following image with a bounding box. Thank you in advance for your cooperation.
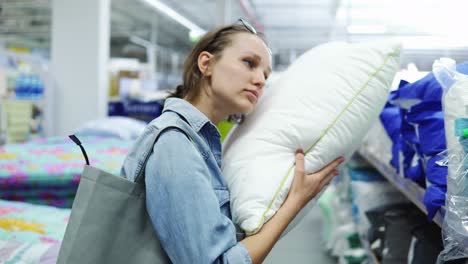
[357,146,445,227]
[0,49,54,141]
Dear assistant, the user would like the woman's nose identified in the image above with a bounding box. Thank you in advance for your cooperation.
[253,71,266,89]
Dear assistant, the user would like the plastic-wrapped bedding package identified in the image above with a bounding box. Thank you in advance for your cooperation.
[317,184,357,257]
[222,41,402,236]
[346,166,407,238]
[432,58,468,262]
[318,158,383,263]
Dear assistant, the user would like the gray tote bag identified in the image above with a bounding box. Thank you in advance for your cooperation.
[57,126,187,264]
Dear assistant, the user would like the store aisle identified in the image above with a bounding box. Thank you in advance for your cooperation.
[265,206,337,264]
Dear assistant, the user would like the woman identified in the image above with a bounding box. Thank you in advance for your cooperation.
[121,19,344,264]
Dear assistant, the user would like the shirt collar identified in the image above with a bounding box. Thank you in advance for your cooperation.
[162,97,214,133]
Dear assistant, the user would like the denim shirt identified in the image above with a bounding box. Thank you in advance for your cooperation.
[121,98,252,264]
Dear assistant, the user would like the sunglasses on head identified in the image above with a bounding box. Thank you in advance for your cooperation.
[237,18,272,56]
[238,18,257,34]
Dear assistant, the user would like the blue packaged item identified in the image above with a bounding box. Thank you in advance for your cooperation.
[408,101,443,118]
[14,74,44,100]
[396,105,422,160]
[108,101,127,116]
[426,155,448,187]
[401,112,419,147]
[31,75,44,100]
[380,94,402,171]
[380,90,423,184]
[404,158,426,188]
[386,65,468,192]
[396,73,442,104]
[423,185,446,221]
[418,117,446,156]
[124,100,164,123]
[108,100,164,123]
[405,106,446,156]
[400,118,425,187]
[15,74,26,98]
[393,63,468,158]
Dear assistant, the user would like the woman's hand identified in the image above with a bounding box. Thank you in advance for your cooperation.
[241,150,344,264]
[286,149,344,210]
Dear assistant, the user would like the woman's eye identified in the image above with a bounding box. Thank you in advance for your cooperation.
[243,59,254,68]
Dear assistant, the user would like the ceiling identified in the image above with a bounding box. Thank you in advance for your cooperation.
[1,0,468,70]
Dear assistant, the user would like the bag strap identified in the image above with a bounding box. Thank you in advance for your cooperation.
[133,120,199,184]
[69,135,90,165]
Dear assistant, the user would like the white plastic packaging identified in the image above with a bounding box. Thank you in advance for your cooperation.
[433,58,468,262]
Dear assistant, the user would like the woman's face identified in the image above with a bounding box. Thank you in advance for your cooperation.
[204,32,272,115]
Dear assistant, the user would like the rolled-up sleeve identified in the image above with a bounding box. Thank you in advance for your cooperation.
[145,129,251,264]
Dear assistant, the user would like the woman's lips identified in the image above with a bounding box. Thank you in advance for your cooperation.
[245,90,259,102]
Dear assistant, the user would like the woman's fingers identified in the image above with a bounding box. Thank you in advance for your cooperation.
[294,150,305,176]
[289,151,345,205]
[320,169,339,189]
[318,156,344,178]
[294,152,344,189]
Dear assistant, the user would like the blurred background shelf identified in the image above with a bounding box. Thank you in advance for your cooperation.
[357,146,445,227]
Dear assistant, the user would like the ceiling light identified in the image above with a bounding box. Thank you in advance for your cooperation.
[139,0,206,36]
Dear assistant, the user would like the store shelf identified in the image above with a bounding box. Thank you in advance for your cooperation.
[357,146,445,227]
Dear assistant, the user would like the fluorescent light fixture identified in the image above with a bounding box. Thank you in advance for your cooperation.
[130,36,154,48]
[140,0,206,36]
[189,30,202,42]
[347,25,387,34]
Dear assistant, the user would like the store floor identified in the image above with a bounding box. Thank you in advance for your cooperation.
[265,206,337,264]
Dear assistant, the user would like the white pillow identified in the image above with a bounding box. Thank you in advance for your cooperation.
[75,116,147,140]
[222,41,401,235]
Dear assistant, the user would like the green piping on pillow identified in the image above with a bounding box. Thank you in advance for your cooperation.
[242,48,400,234]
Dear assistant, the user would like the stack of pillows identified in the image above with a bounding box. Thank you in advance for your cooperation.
[75,116,147,140]
[222,41,401,235]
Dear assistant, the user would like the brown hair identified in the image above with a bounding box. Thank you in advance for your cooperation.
[168,23,267,101]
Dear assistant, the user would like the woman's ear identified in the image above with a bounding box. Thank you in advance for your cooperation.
[198,51,214,77]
